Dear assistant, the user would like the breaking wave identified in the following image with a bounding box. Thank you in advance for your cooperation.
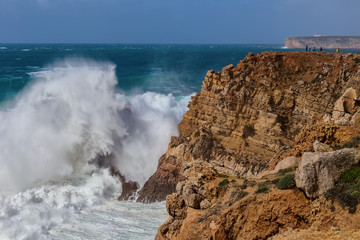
[0,58,190,239]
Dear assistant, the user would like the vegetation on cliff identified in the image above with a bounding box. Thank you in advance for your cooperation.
[324,164,360,214]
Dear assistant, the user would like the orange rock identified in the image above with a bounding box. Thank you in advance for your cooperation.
[137,51,360,239]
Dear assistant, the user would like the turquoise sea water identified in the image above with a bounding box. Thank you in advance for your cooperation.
[2,44,359,102]
[0,44,288,101]
[1,44,359,239]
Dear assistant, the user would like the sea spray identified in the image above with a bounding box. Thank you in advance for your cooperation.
[114,92,190,185]
[0,59,126,191]
[0,58,190,239]
[0,58,190,190]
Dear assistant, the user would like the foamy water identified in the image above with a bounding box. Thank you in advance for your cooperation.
[0,59,187,239]
[50,200,167,240]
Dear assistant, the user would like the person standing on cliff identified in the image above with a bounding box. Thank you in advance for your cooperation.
[336,47,339,52]
[320,47,323,52]
[306,45,308,51]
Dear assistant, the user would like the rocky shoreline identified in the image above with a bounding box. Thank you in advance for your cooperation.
[133,52,360,239]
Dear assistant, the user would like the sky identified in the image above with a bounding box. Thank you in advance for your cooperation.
[0,0,359,44]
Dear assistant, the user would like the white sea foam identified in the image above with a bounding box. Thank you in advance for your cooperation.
[0,47,7,50]
[0,59,125,191]
[49,200,167,240]
[0,58,190,239]
[0,58,190,190]
[0,169,121,240]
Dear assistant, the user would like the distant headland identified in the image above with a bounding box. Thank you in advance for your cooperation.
[285,36,360,49]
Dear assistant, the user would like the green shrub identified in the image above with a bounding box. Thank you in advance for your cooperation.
[276,174,296,190]
[278,167,293,175]
[218,173,229,178]
[214,169,229,178]
[218,179,230,186]
[258,180,272,188]
[340,166,360,183]
[240,191,249,198]
[271,178,280,184]
[255,186,271,194]
[231,190,249,201]
[351,182,360,190]
[324,165,360,214]
[231,179,236,183]
[325,184,358,214]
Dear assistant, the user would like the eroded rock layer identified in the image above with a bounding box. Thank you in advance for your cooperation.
[137,52,360,239]
[139,51,360,202]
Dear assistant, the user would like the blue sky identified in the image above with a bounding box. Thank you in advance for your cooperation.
[0,0,359,44]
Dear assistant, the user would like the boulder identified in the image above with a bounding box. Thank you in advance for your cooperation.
[181,181,204,209]
[295,148,360,198]
[332,88,357,121]
[166,193,187,219]
[183,193,203,209]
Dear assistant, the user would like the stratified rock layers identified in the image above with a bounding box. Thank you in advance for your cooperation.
[136,51,360,239]
[139,52,360,203]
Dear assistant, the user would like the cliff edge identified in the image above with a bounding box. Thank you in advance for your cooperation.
[137,52,360,239]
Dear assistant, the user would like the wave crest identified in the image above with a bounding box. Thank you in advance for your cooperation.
[0,58,190,191]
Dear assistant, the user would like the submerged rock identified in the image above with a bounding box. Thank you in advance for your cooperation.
[117,180,139,201]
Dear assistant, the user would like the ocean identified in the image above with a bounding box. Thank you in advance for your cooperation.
[0,44,342,240]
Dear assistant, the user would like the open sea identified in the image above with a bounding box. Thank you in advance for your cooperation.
[1,44,357,240]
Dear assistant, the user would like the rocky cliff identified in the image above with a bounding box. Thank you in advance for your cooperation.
[285,36,360,49]
[137,52,360,239]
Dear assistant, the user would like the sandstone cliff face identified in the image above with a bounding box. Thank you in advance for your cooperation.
[139,52,360,202]
[285,36,360,49]
[137,52,360,239]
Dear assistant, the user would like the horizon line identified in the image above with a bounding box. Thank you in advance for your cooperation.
[0,42,283,45]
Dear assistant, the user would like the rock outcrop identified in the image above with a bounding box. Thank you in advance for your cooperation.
[157,174,360,240]
[136,52,360,239]
[139,51,360,202]
[117,180,139,201]
[295,148,360,198]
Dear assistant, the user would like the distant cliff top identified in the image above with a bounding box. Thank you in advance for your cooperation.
[285,36,360,49]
